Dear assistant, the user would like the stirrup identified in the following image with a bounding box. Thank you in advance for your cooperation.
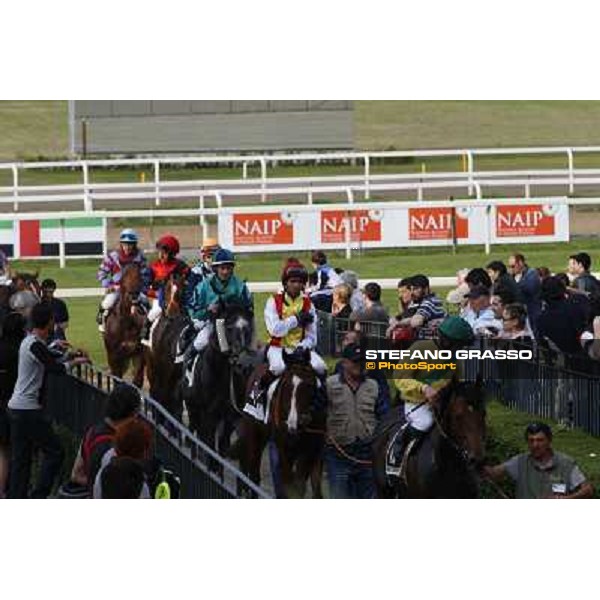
[243,400,265,421]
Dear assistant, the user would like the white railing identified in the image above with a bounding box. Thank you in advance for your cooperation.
[3,145,600,209]
[1,194,597,267]
[6,171,600,213]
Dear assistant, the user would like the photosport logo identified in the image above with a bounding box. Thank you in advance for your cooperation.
[362,348,534,379]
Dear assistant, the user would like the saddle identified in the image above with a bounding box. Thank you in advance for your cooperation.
[385,424,435,486]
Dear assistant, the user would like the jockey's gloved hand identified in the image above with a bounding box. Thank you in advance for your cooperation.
[296,311,314,327]
[192,319,204,330]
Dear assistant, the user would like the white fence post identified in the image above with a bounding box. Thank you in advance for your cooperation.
[567,148,574,194]
[59,218,66,268]
[364,154,371,200]
[82,162,91,211]
[12,164,19,211]
[154,160,161,207]
[199,195,208,241]
[242,162,248,179]
[345,188,354,260]
[260,158,267,203]
[467,150,474,196]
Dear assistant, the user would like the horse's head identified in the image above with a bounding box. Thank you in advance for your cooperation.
[120,264,143,297]
[439,375,486,467]
[211,301,254,358]
[163,274,185,317]
[274,362,317,434]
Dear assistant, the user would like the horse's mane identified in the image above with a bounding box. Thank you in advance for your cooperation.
[437,378,485,417]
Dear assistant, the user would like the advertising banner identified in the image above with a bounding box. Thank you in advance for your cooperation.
[218,199,569,253]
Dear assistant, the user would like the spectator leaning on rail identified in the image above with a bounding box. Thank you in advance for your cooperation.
[96,228,150,333]
[40,278,69,343]
[486,260,523,303]
[483,423,594,499]
[324,343,386,499]
[508,253,542,329]
[568,252,600,295]
[308,250,342,312]
[350,282,389,326]
[461,285,503,337]
[537,276,588,355]
[497,303,532,342]
[387,316,474,473]
[445,268,471,309]
[0,312,26,499]
[395,275,446,335]
[7,303,90,499]
[339,270,365,314]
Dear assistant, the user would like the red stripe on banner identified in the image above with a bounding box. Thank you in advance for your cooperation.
[20,220,41,256]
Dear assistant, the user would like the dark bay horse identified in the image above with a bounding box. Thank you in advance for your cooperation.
[372,376,486,499]
[239,354,325,499]
[145,275,189,418]
[181,302,256,457]
[103,264,146,388]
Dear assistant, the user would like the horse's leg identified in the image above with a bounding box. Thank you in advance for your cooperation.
[275,439,295,499]
[309,454,324,499]
[131,351,145,389]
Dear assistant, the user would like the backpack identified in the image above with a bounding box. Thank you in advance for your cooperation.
[144,457,181,499]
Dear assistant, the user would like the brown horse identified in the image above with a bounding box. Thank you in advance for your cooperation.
[103,264,146,388]
[144,274,189,418]
[372,376,486,498]
[239,355,325,499]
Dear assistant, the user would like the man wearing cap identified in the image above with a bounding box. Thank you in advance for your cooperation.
[325,342,384,499]
[396,275,446,334]
[461,284,503,336]
[40,279,69,342]
[245,259,325,418]
[387,316,474,474]
[182,238,221,310]
[484,423,594,499]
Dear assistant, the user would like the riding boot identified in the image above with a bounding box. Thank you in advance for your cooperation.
[387,425,425,476]
[97,307,108,333]
[182,342,197,369]
[140,318,151,346]
[248,370,277,405]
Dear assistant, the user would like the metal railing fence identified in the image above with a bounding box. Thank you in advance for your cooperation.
[44,363,271,499]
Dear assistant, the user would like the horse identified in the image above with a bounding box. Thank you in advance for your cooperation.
[181,301,256,458]
[144,274,189,418]
[238,351,325,499]
[372,376,486,499]
[103,264,146,388]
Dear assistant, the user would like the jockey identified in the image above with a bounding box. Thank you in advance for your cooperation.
[96,229,149,333]
[245,258,327,418]
[0,248,10,285]
[388,316,474,473]
[182,237,221,311]
[141,234,190,345]
[184,248,253,363]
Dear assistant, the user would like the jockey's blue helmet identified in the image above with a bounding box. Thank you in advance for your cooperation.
[212,248,236,268]
[119,229,139,244]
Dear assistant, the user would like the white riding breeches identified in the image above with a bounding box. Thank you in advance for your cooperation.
[266,345,327,377]
[101,291,118,310]
[147,298,162,322]
[192,321,213,352]
[404,401,434,432]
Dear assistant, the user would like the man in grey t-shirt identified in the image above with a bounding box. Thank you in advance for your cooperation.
[8,303,89,498]
[484,423,594,499]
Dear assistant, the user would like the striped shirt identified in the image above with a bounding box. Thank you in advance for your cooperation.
[415,293,447,322]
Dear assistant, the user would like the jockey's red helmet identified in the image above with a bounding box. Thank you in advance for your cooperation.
[281,259,308,285]
[156,234,180,256]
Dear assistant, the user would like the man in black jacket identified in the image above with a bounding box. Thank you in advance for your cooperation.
[0,312,26,498]
[7,303,89,499]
